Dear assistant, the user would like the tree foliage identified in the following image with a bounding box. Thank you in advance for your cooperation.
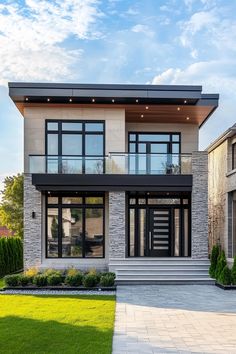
[0,237,23,277]
[209,244,220,278]
[0,174,23,238]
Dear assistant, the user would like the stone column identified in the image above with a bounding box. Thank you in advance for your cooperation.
[24,174,42,269]
[191,152,208,259]
[109,191,126,259]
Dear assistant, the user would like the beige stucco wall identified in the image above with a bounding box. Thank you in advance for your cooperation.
[24,106,126,172]
[125,123,199,153]
[208,140,228,253]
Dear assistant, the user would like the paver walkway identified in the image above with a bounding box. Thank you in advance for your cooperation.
[112,285,236,354]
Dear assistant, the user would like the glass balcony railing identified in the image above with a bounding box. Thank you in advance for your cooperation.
[29,153,192,175]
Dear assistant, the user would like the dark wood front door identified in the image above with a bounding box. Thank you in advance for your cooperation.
[148,208,171,257]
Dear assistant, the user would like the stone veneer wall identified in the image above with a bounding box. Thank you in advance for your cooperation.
[192,152,208,259]
[109,191,126,259]
[24,174,42,269]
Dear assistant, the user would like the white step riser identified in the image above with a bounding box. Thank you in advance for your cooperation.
[113,266,209,270]
[116,280,214,285]
[116,276,211,280]
[110,261,210,267]
[117,271,209,276]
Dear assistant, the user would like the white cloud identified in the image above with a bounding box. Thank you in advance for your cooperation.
[131,24,154,37]
[151,60,236,148]
[0,0,102,85]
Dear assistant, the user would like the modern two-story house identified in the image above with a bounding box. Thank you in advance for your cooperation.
[9,83,219,283]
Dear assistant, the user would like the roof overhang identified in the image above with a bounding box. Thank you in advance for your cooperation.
[8,82,219,128]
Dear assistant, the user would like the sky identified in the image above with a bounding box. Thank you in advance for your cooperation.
[0,0,236,191]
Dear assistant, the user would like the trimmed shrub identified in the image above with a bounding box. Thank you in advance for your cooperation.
[215,250,227,281]
[218,265,231,285]
[0,237,23,277]
[4,274,20,287]
[18,275,31,286]
[231,256,236,285]
[47,274,63,286]
[88,268,101,283]
[66,268,79,277]
[33,274,48,287]
[209,244,220,278]
[65,272,83,287]
[100,274,115,287]
[83,274,98,288]
[101,272,116,279]
[25,267,39,278]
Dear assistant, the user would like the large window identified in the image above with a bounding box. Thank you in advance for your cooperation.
[46,120,105,174]
[128,132,181,174]
[46,193,105,258]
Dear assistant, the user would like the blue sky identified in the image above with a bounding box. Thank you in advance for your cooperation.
[0,0,236,189]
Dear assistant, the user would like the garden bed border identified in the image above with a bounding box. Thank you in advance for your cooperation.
[215,282,236,290]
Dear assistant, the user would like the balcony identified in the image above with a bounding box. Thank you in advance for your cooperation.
[29,153,192,175]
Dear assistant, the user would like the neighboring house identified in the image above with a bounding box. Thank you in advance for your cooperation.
[9,83,219,283]
[0,226,14,237]
[208,124,236,266]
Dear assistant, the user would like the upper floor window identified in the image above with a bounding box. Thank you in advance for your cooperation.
[232,143,236,170]
[128,132,181,174]
[46,120,105,174]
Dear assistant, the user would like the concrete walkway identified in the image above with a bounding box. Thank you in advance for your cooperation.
[112,285,236,354]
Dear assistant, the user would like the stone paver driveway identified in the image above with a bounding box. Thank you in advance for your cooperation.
[112,285,236,354]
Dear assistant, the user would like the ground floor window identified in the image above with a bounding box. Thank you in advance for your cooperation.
[46,192,105,258]
[128,192,191,257]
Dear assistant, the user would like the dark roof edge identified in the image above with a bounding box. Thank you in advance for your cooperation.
[8,82,203,92]
[206,124,236,152]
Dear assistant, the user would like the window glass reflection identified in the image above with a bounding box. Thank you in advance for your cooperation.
[62,197,83,204]
[85,123,104,132]
[62,134,82,155]
[47,208,58,257]
[85,208,103,257]
[85,135,103,155]
[62,122,82,131]
[62,208,83,257]
[129,209,135,256]
[47,122,58,131]
[47,134,58,155]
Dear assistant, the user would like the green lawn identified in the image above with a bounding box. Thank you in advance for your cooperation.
[0,295,116,354]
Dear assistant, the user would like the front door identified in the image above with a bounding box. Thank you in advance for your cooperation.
[148,208,171,257]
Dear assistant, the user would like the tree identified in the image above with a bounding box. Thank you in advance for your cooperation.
[0,174,23,238]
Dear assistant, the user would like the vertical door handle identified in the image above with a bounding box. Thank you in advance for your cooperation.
[149,231,152,246]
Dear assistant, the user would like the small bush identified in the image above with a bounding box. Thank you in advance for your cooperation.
[101,272,116,279]
[33,274,48,287]
[209,244,220,278]
[4,274,20,287]
[215,250,227,281]
[65,272,83,287]
[100,274,115,287]
[0,237,23,277]
[83,274,98,288]
[47,274,63,286]
[18,275,30,286]
[25,267,39,278]
[88,268,101,283]
[231,256,236,285]
[66,268,79,277]
[218,265,231,285]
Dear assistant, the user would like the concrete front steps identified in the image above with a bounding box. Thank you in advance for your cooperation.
[109,258,213,285]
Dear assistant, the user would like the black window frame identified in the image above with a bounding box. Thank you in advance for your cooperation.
[46,192,105,259]
[45,120,106,173]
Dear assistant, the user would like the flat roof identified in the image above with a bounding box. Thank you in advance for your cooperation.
[8,82,219,128]
[207,124,236,152]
